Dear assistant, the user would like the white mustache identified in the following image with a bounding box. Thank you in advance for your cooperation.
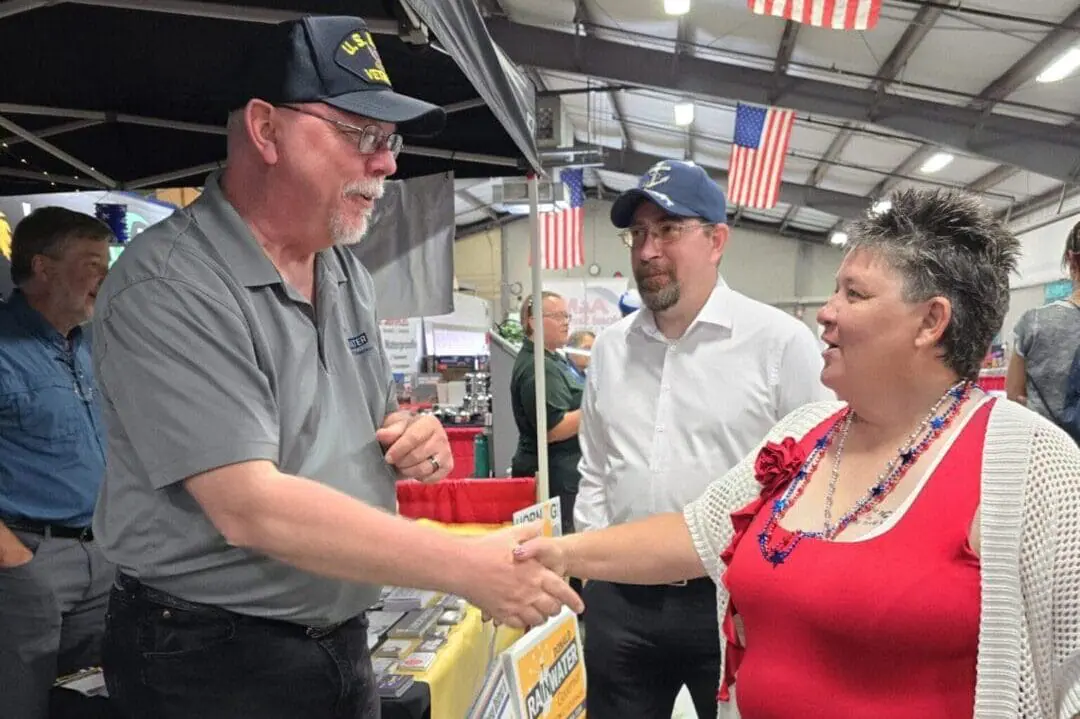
[344,180,385,199]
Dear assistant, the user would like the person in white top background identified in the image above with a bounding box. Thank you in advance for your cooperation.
[573,159,832,718]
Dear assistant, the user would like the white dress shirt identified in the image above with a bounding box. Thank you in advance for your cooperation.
[574,277,833,532]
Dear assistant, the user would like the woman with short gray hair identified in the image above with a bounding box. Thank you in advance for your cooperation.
[515,188,1080,718]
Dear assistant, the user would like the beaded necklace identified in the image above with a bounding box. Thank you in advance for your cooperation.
[757,380,973,567]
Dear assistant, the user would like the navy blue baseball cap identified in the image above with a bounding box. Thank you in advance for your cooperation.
[610,160,727,228]
[241,16,446,137]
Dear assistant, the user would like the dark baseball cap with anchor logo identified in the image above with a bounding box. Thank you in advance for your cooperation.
[240,16,446,137]
[610,160,727,228]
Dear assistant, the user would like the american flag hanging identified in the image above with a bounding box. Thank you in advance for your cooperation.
[727,103,795,211]
[748,0,882,31]
[534,167,585,270]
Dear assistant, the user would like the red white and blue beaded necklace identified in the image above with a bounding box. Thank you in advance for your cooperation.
[758,380,974,567]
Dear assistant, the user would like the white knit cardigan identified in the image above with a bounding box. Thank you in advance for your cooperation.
[683,399,1080,719]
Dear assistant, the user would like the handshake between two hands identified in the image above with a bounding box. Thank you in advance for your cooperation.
[463,522,583,630]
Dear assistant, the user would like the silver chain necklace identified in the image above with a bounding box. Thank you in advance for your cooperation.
[822,382,967,534]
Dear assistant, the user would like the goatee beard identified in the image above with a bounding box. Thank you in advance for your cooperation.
[635,269,680,312]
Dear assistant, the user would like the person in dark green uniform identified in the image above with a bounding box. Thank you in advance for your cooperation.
[510,291,583,536]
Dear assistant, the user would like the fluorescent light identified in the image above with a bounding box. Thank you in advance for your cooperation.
[1037,47,1080,84]
[503,201,569,215]
[830,231,848,247]
[674,101,695,126]
[919,151,954,175]
[870,199,892,215]
[664,0,691,15]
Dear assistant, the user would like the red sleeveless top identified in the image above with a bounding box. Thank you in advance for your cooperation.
[722,401,989,719]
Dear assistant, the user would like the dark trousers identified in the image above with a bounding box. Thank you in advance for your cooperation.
[0,529,113,719]
[103,574,379,719]
[583,579,720,719]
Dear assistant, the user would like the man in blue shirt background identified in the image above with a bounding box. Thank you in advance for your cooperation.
[0,207,113,719]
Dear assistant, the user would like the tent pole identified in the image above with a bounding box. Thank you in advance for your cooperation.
[528,174,549,503]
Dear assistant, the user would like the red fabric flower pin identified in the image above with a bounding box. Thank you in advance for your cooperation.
[753,436,806,496]
[716,435,807,703]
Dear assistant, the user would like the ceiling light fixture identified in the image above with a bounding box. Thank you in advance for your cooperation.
[674,101,695,126]
[919,151,954,175]
[830,231,848,247]
[664,0,691,15]
[870,199,892,215]
[1037,47,1080,84]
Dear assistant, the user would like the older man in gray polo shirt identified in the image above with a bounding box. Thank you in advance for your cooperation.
[90,16,581,719]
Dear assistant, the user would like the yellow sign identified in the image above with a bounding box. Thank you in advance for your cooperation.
[511,613,586,719]
[0,211,11,260]
[470,608,586,719]
[512,498,562,539]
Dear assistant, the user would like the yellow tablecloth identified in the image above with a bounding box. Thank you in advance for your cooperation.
[402,520,523,719]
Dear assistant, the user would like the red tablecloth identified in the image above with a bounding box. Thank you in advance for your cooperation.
[396,478,537,524]
[445,426,483,479]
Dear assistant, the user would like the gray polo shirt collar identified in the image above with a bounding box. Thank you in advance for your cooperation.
[194,173,347,291]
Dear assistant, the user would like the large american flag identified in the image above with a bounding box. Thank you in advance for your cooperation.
[536,167,585,270]
[748,0,882,31]
[727,103,795,210]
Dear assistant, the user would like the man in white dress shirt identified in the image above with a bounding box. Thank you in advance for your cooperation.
[574,160,831,718]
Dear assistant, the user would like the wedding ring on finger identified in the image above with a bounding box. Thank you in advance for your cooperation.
[428,455,440,473]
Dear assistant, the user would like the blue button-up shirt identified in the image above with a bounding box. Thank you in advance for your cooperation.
[0,291,106,526]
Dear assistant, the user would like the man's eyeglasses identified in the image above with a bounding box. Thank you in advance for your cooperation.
[543,311,571,322]
[278,104,403,158]
[617,220,716,249]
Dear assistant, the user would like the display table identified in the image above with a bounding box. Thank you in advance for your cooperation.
[382,519,523,719]
[397,477,537,524]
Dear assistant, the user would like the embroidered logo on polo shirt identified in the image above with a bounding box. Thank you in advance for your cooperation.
[347,332,374,356]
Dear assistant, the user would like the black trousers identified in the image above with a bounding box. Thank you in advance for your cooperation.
[583,579,720,719]
[103,574,379,719]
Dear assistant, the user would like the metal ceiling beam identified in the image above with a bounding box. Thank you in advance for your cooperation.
[0,114,116,187]
[778,205,798,233]
[869,145,939,198]
[61,0,399,32]
[0,167,103,190]
[771,21,800,103]
[486,18,1080,183]
[808,125,855,188]
[806,4,943,188]
[455,189,497,221]
[977,4,1080,105]
[0,119,104,148]
[966,165,1020,193]
[0,0,52,20]
[124,161,223,189]
[602,146,871,219]
[883,4,1080,206]
[873,5,944,89]
[1001,184,1080,223]
[570,0,633,151]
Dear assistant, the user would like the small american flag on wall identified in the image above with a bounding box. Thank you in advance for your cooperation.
[727,103,795,210]
[532,167,585,270]
[748,0,882,31]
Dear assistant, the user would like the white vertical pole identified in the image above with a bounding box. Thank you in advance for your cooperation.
[528,174,550,502]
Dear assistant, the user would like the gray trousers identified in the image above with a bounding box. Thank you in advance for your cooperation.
[0,529,114,719]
